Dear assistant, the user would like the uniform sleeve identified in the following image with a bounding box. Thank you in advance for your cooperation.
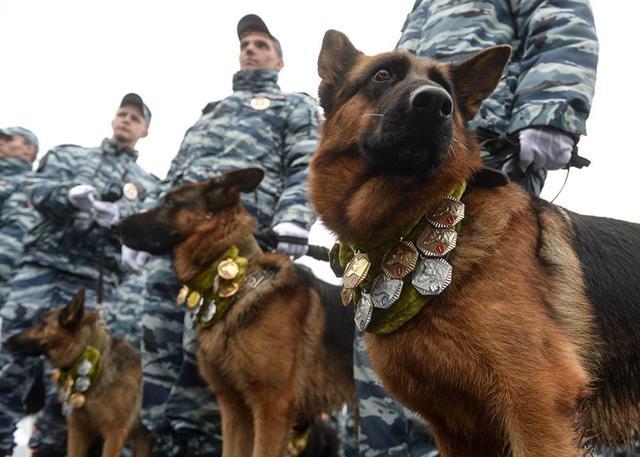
[509,0,598,135]
[27,148,87,222]
[272,97,320,230]
[115,169,161,219]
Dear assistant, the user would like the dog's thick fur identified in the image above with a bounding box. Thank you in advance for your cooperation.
[309,30,640,456]
[6,289,151,457]
[118,169,355,457]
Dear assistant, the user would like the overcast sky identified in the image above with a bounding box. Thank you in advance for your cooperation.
[2,0,638,234]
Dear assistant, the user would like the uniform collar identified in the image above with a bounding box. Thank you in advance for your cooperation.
[0,156,32,175]
[100,137,138,161]
[232,69,280,93]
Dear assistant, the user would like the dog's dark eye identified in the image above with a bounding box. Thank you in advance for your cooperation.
[372,69,394,83]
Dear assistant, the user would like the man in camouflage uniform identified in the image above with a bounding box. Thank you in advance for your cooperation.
[354,1,599,455]
[0,127,39,457]
[132,14,319,456]
[0,94,157,457]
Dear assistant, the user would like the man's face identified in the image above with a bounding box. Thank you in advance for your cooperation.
[239,32,283,71]
[0,135,36,162]
[111,105,148,148]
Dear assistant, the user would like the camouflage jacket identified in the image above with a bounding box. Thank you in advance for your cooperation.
[397,0,599,136]
[21,138,158,286]
[0,157,39,303]
[158,69,319,230]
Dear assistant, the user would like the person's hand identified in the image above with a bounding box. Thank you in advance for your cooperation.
[121,245,151,271]
[516,127,574,172]
[272,222,309,258]
[92,200,120,228]
[68,184,96,211]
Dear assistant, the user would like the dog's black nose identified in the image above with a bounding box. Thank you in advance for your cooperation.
[410,85,453,120]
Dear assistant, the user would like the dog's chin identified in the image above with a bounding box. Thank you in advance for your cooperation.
[362,141,447,179]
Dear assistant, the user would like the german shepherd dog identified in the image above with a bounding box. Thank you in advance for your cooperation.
[309,30,640,456]
[6,289,151,457]
[116,168,355,457]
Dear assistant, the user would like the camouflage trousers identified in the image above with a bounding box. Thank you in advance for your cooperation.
[140,255,221,456]
[0,263,109,455]
[354,333,439,457]
[105,268,149,347]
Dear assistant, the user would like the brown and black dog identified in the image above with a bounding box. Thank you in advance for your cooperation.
[117,168,355,457]
[6,289,151,457]
[309,30,640,456]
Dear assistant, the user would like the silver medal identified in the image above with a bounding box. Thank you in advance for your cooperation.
[412,258,453,296]
[416,225,457,257]
[75,376,91,393]
[77,360,93,376]
[200,301,217,323]
[370,274,403,309]
[354,293,373,332]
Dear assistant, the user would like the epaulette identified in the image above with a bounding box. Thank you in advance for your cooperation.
[202,101,220,115]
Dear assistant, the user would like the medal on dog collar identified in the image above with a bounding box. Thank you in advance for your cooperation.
[75,376,91,393]
[343,253,371,289]
[428,198,465,229]
[200,301,217,324]
[355,293,373,331]
[218,258,239,280]
[69,393,86,409]
[370,274,403,309]
[382,240,418,279]
[218,282,239,298]
[417,225,457,257]
[341,287,354,306]
[250,96,270,110]
[186,291,203,310]
[177,286,189,306]
[412,258,453,296]
[123,182,139,200]
[76,360,93,377]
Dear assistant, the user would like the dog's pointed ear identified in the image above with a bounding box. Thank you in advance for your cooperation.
[318,30,362,115]
[221,168,265,193]
[59,289,85,329]
[449,45,511,121]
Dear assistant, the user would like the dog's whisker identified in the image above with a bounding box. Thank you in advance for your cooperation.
[361,113,385,118]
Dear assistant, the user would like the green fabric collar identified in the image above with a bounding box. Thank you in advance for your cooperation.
[177,245,249,327]
[330,182,467,335]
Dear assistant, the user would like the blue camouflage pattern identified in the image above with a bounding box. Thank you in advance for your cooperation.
[354,334,438,457]
[21,137,158,287]
[136,69,319,456]
[0,138,156,455]
[396,0,599,137]
[0,157,38,307]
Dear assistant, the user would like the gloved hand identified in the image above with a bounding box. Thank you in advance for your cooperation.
[92,200,120,228]
[68,184,97,211]
[514,127,574,172]
[272,222,309,259]
[121,245,151,271]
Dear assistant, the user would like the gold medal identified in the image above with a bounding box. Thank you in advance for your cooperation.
[51,369,61,384]
[176,285,189,306]
[186,291,203,310]
[218,282,240,298]
[343,253,371,289]
[428,198,465,229]
[416,225,457,257]
[382,240,418,279]
[341,287,354,306]
[122,182,139,200]
[218,258,239,280]
[250,96,271,110]
[69,393,86,409]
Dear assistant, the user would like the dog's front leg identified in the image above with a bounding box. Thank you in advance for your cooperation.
[250,392,296,457]
[217,388,254,457]
[67,416,93,457]
[100,429,129,457]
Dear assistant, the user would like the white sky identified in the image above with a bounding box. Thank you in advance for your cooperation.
[2,0,638,280]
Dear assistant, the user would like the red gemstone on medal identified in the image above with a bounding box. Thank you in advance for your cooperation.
[436,244,445,254]
[446,215,454,225]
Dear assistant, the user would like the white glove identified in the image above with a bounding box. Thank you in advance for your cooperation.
[121,245,151,271]
[516,127,574,172]
[68,184,97,211]
[272,222,309,259]
[92,200,120,228]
